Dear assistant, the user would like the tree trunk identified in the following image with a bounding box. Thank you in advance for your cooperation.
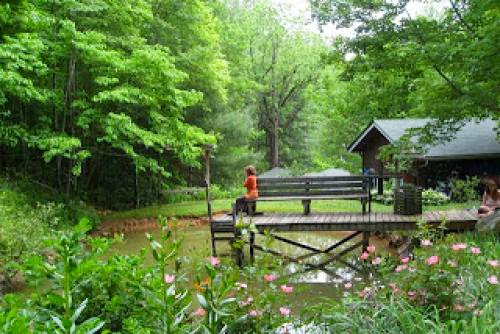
[135,166,140,208]
[271,114,279,167]
[63,53,76,195]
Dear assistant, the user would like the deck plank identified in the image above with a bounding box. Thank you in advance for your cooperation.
[211,209,477,233]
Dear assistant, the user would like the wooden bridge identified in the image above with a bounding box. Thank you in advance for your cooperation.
[209,209,478,268]
[200,148,478,271]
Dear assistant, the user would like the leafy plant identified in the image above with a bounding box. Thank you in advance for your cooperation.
[422,189,450,206]
[450,177,480,203]
[24,219,105,333]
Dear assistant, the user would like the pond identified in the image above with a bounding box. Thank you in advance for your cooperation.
[108,222,390,305]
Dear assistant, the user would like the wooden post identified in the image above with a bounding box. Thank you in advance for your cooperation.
[301,200,311,215]
[362,231,370,252]
[250,232,255,263]
[203,146,212,222]
[232,203,243,267]
[203,145,214,256]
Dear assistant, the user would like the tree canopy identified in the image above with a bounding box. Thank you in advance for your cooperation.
[0,0,498,208]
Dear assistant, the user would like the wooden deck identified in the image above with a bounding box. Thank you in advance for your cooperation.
[211,210,478,232]
[210,210,478,267]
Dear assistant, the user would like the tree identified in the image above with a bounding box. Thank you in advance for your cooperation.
[310,0,500,141]
[215,0,327,168]
[0,0,222,207]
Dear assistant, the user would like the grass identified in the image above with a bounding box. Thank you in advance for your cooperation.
[104,198,474,221]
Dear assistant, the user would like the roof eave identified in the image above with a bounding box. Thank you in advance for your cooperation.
[348,121,394,153]
[421,153,500,161]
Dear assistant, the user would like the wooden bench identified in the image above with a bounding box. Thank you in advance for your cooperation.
[242,175,371,215]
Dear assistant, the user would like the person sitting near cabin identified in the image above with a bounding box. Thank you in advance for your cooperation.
[234,165,259,215]
[478,178,500,218]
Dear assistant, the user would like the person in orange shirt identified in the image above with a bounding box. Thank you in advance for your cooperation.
[234,165,258,215]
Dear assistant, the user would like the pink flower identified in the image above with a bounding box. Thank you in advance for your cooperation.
[401,257,410,264]
[164,274,175,284]
[357,287,371,298]
[421,239,433,247]
[264,274,278,282]
[279,307,291,316]
[447,260,458,267]
[451,243,467,251]
[367,245,376,253]
[487,260,499,267]
[395,264,408,272]
[372,257,382,265]
[454,304,465,312]
[487,275,498,285]
[235,282,247,289]
[193,308,206,317]
[210,256,220,266]
[360,252,370,260]
[239,297,254,307]
[470,247,481,254]
[280,285,293,293]
[388,283,400,293]
[426,255,439,266]
[344,282,352,289]
[407,291,417,299]
[248,310,261,317]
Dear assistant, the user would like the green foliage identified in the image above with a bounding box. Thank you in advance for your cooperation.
[422,189,451,206]
[0,176,99,294]
[213,0,327,169]
[373,188,450,206]
[311,0,500,147]
[302,65,361,172]
[24,220,106,333]
[0,0,221,207]
[451,176,480,203]
[3,206,499,333]
[377,134,425,174]
[307,232,500,333]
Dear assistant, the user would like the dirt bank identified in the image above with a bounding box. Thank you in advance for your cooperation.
[92,216,209,237]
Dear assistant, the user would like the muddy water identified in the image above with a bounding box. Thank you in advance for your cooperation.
[109,224,388,304]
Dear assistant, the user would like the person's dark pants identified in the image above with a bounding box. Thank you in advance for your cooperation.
[235,196,248,214]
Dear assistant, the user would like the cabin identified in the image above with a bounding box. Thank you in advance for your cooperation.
[348,119,500,193]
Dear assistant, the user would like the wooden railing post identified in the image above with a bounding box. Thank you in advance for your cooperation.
[232,203,243,267]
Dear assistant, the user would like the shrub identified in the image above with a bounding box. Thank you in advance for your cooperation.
[451,176,480,203]
[0,178,100,294]
[422,189,450,206]
[372,188,450,206]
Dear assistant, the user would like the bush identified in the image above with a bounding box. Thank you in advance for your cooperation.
[422,189,450,206]
[3,220,499,333]
[13,219,296,333]
[162,184,241,204]
[372,188,450,206]
[451,176,480,203]
[0,177,100,294]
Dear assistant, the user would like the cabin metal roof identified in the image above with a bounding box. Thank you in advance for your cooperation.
[348,118,500,160]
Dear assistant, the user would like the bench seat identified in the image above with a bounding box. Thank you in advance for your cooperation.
[253,194,369,201]
[239,176,372,215]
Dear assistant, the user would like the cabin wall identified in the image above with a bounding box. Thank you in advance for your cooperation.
[418,158,500,192]
[361,133,390,174]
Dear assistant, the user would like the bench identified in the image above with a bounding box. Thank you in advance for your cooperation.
[241,175,372,215]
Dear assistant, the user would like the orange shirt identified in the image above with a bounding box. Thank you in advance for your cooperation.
[244,175,258,199]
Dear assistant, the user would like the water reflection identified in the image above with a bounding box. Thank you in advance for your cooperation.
[110,225,382,285]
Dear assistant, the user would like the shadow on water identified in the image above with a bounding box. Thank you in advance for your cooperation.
[109,224,388,304]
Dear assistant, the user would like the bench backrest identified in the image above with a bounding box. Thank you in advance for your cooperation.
[257,176,369,198]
